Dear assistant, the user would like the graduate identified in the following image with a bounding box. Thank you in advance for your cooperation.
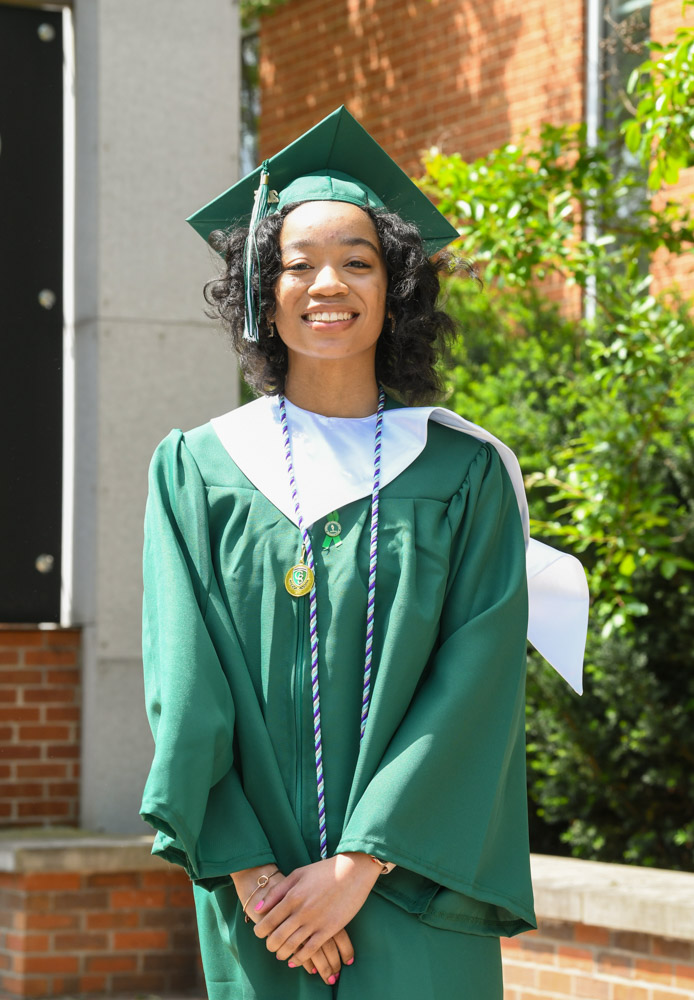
[140,106,588,999]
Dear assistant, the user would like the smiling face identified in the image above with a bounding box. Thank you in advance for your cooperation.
[271,201,388,372]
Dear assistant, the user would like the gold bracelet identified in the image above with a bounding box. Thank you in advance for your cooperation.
[242,870,281,923]
[369,855,396,875]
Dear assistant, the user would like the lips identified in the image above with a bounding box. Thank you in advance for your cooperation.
[303,311,357,322]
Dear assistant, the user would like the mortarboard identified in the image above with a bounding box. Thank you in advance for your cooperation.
[187,106,459,341]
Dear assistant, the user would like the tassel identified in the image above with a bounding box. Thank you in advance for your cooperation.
[243,160,272,342]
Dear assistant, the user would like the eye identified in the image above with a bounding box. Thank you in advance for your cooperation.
[345,260,371,269]
[282,261,311,272]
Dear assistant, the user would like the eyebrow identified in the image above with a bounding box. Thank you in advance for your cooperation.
[281,236,381,255]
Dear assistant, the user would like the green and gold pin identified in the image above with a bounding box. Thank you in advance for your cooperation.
[322,511,342,550]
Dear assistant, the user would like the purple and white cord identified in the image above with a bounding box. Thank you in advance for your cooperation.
[279,388,385,860]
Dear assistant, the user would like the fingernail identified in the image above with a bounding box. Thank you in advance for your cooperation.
[311,968,317,974]
[347,957,354,965]
[254,900,264,911]
[288,961,296,968]
[328,975,336,985]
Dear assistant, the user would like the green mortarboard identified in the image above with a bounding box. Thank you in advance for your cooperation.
[187,106,459,341]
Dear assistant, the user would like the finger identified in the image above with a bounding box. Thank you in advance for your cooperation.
[253,897,294,939]
[305,944,339,986]
[298,958,317,977]
[333,928,355,966]
[320,936,342,977]
[265,917,304,956]
[274,926,310,962]
[292,931,331,969]
[256,875,291,914]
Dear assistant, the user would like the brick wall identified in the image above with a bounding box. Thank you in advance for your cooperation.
[259,0,584,173]
[0,866,199,998]
[0,628,81,828]
[501,918,694,1000]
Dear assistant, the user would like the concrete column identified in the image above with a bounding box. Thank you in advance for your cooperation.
[72,0,240,832]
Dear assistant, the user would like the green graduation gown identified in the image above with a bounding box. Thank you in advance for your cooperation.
[140,402,535,999]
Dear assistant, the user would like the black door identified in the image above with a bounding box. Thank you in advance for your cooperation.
[0,5,64,622]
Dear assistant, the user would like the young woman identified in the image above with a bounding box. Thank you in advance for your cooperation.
[140,107,587,999]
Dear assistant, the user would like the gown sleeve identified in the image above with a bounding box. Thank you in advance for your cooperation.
[336,443,535,936]
[140,430,276,889]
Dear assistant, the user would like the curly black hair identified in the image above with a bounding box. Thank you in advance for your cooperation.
[204,204,459,404]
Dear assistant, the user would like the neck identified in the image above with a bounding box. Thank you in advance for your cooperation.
[284,360,380,417]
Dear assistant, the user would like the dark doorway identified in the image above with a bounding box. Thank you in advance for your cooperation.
[0,4,64,622]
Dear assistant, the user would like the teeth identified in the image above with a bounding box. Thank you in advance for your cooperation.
[305,311,355,322]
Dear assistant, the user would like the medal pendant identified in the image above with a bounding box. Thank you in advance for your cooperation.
[285,561,314,597]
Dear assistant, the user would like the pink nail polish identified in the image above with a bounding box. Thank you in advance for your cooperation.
[347,957,354,965]
[328,975,336,985]
[288,961,296,968]
[254,900,264,912]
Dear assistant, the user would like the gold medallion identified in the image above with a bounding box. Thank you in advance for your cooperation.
[285,562,314,597]
[324,520,341,538]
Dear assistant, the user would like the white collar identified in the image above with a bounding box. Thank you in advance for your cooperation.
[210,396,587,694]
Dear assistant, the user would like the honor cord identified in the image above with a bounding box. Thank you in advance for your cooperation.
[279,388,385,859]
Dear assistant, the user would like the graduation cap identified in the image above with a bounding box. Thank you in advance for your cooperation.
[187,105,459,341]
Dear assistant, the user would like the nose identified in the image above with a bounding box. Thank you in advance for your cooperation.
[308,264,348,296]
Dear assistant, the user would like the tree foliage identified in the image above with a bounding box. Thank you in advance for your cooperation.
[422,23,694,868]
[624,0,694,189]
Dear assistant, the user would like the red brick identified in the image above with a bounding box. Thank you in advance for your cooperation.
[15,763,67,779]
[48,976,80,996]
[46,744,79,758]
[0,745,40,759]
[634,957,673,984]
[0,975,50,996]
[22,872,82,892]
[43,629,81,647]
[47,781,80,797]
[54,931,108,950]
[674,963,694,985]
[0,801,15,816]
[4,932,50,952]
[141,869,185,887]
[0,688,18,701]
[575,924,611,946]
[557,945,595,972]
[502,961,537,987]
[110,888,167,909]
[170,886,196,907]
[654,938,693,960]
[45,669,79,684]
[571,975,611,999]
[84,871,139,889]
[0,783,43,800]
[651,992,694,1000]
[86,910,139,930]
[85,954,138,973]
[0,765,11,779]
[0,707,40,722]
[51,890,108,910]
[0,632,43,647]
[17,800,71,818]
[613,987,650,1000]
[0,670,43,685]
[45,706,80,722]
[19,725,71,742]
[78,974,107,992]
[25,650,76,666]
[21,912,80,931]
[598,951,634,976]
[0,652,20,664]
[22,688,75,704]
[538,969,573,994]
[0,727,14,741]
[14,954,79,974]
[114,929,169,950]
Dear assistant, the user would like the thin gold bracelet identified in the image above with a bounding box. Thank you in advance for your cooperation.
[242,870,281,923]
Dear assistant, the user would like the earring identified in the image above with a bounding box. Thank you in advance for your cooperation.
[389,313,395,333]
[267,321,276,338]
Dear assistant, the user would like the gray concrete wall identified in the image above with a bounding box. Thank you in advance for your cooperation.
[72,0,240,832]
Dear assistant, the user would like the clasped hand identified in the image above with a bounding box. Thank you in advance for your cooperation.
[237,853,380,985]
